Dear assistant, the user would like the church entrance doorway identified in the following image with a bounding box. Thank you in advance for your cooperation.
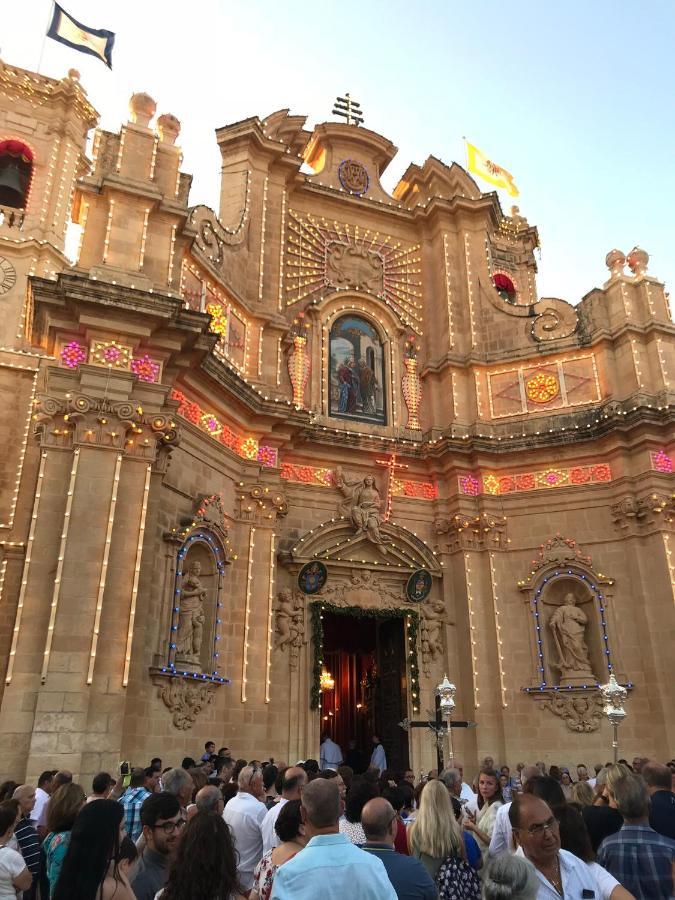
[320,611,410,773]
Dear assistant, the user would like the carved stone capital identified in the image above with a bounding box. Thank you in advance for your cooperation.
[434,513,507,552]
[155,675,217,730]
[237,482,287,524]
[611,494,674,533]
[541,692,604,733]
[34,394,180,460]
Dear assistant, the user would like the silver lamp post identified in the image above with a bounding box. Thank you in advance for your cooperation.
[599,673,627,764]
[437,674,457,768]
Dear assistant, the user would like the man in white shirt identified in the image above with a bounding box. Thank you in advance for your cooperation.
[453,762,477,804]
[261,766,307,854]
[31,770,55,825]
[320,734,343,771]
[370,735,387,774]
[510,794,600,899]
[223,764,268,892]
[489,765,539,857]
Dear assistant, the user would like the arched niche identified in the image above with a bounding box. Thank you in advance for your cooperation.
[164,526,228,679]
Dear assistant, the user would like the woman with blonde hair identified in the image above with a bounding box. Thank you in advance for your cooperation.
[571,779,594,807]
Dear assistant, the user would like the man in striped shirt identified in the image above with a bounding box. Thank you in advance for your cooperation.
[12,784,40,899]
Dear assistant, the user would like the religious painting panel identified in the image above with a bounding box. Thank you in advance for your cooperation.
[328,315,386,425]
[561,356,600,407]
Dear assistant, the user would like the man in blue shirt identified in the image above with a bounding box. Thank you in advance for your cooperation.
[643,760,675,840]
[271,778,396,900]
[597,772,675,900]
[118,767,151,841]
[361,797,437,899]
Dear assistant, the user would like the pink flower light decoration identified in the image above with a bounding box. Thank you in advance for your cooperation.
[131,354,160,383]
[60,341,87,369]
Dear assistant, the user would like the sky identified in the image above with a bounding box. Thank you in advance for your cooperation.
[4,0,675,304]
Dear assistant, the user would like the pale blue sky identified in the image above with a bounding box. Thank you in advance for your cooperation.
[4,0,674,304]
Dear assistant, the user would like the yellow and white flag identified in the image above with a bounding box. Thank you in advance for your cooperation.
[466,141,519,197]
[47,3,115,68]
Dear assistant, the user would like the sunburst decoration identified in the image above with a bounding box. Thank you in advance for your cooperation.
[285,210,423,333]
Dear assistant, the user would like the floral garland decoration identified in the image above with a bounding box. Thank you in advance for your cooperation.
[309,601,420,711]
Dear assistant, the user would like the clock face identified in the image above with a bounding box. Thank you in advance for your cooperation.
[0,257,17,296]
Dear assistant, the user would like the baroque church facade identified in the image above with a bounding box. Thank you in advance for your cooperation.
[0,57,673,784]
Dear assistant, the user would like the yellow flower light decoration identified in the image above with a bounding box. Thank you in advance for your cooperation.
[525,371,560,403]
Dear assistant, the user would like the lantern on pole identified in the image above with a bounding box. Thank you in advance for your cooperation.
[599,673,627,764]
[437,674,457,767]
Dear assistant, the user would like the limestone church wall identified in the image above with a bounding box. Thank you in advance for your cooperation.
[0,59,672,786]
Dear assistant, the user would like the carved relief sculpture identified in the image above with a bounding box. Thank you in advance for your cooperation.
[335,468,387,551]
[542,694,604,733]
[274,589,305,668]
[175,561,207,669]
[549,593,595,686]
[158,677,216,730]
[420,599,447,673]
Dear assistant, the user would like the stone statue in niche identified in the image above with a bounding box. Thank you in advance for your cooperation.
[335,468,387,551]
[176,560,207,668]
[549,592,595,686]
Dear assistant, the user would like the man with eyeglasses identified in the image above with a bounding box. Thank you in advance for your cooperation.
[223,763,268,893]
[509,794,601,898]
[131,792,184,900]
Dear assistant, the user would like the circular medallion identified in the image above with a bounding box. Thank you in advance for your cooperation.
[525,371,560,404]
[406,569,432,603]
[338,159,369,196]
[0,257,17,296]
[298,560,327,595]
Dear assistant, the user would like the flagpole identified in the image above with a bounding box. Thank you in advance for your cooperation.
[36,0,55,74]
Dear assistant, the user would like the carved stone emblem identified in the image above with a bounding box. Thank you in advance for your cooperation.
[542,693,604,733]
[326,243,384,294]
[158,677,216,730]
[338,159,369,195]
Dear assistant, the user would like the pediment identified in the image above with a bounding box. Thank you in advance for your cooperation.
[286,520,441,576]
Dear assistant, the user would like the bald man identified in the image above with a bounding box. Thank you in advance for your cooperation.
[361,797,436,899]
[12,784,41,885]
[261,766,307,854]
[489,765,539,857]
[195,784,224,816]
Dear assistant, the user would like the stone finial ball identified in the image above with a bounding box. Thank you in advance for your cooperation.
[605,249,626,277]
[67,69,80,81]
[157,113,181,145]
[129,92,157,127]
[626,246,649,276]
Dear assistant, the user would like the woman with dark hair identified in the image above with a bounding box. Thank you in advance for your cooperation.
[381,786,409,855]
[43,783,86,896]
[464,768,503,855]
[0,783,18,804]
[157,811,244,900]
[250,800,307,900]
[52,799,134,900]
[339,776,378,843]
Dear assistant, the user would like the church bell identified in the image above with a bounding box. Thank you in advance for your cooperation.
[0,159,28,209]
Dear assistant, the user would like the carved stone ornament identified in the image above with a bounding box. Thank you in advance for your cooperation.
[611,494,674,532]
[337,159,370,195]
[479,276,578,344]
[317,568,402,610]
[326,243,384,294]
[274,588,305,669]
[158,676,216,730]
[334,468,387,551]
[188,180,251,269]
[542,693,604,733]
[435,513,508,552]
[237,483,288,524]
[420,599,448,675]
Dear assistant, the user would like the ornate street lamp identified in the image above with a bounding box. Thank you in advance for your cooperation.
[599,673,627,764]
[437,674,457,767]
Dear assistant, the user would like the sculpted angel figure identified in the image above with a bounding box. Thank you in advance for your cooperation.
[335,468,386,550]
[421,599,447,663]
[274,588,304,651]
[176,560,207,662]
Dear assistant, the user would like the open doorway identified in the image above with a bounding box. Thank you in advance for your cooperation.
[320,611,409,773]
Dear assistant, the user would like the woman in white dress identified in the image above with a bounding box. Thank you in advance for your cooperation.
[0,800,32,899]
[464,768,504,856]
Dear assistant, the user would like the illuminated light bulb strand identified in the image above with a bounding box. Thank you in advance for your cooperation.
[75,200,89,266]
[276,335,282,387]
[0,370,38,530]
[123,464,151,687]
[463,552,480,709]
[656,337,671,389]
[464,232,477,349]
[167,224,177,285]
[41,448,80,683]
[258,176,268,302]
[619,280,632,319]
[265,532,276,703]
[278,190,286,311]
[489,552,508,708]
[257,323,264,378]
[663,534,675,608]
[87,453,122,684]
[103,198,115,263]
[5,450,47,685]
[630,338,644,390]
[138,208,150,270]
[149,136,159,180]
[443,233,454,347]
[242,526,255,702]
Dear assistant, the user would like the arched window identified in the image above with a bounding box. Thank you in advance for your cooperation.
[0,140,34,210]
[328,314,386,425]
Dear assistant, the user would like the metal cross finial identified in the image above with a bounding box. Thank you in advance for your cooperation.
[332,93,364,126]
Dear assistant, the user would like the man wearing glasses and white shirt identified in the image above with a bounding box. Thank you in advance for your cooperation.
[223,764,268,893]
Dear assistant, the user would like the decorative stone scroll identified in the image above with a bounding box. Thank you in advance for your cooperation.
[479,277,578,344]
[188,181,251,269]
[158,676,217,730]
[541,693,604,733]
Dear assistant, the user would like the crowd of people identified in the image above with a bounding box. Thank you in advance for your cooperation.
[0,741,673,900]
